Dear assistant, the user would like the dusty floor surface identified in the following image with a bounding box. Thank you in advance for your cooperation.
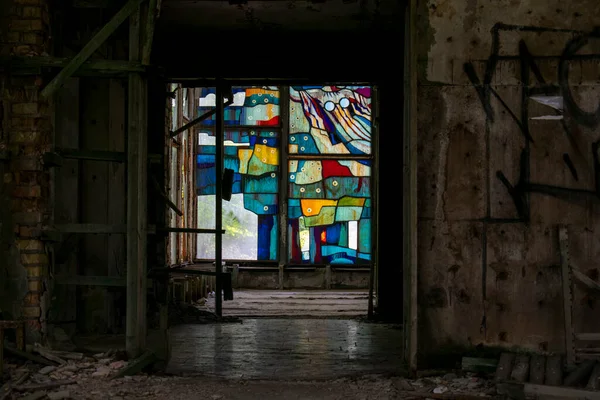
[67,374,414,400]
[8,372,497,400]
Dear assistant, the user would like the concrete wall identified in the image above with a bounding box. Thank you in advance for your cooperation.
[417,0,600,359]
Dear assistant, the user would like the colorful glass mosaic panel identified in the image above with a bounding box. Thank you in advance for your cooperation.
[197,129,280,261]
[288,158,372,264]
[198,86,280,127]
[289,86,372,155]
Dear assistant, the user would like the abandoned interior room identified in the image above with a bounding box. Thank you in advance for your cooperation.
[1,0,600,398]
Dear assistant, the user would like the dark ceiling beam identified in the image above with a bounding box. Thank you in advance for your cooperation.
[0,56,145,73]
[41,0,146,98]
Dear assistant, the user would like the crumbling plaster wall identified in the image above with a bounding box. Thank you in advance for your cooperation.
[0,0,52,342]
[417,0,600,358]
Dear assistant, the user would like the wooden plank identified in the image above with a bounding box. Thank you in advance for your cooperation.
[545,354,563,386]
[587,362,600,390]
[80,79,110,334]
[495,352,515,381]
[54,275,153,288]
[110,350,155,379]
[0,328,3,375]
[576,333,600,341]
[572,266,600,292]
[141,0,159,65]
[72,0,110,7]
[151,174,183,216]
[50,77,80,333]
[0,56,144,73]
[126,2,148,359]
[107,78,127,333]
[529,354,546,384]
[55,275,126,287]
[52,224,126,234]
[559,225,575,367]
[462,357,498,373]
[403,0,418,376]
[41,0,146,98]
[3,346,55,366]
[57,148,125,162]
[524,382,600,400]
[564,359,596,387]
[510,355,530,382]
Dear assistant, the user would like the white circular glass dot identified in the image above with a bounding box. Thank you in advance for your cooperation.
[300,147,305,151]
[290,137,295,141]
[252,99,256,104]
[340,98,350,108]
[307,208,312,213]
[316,188,321,193]
[258,93,263,96]
[324,101,335,112]
[263,205,268,211]
[333,180,338,186]
[303,136,308,141]
[263,139,267,144]
[300,187,305,192]
[264,98,269,103]
[271,173,276,178]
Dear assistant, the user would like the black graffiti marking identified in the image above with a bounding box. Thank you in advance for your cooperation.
[496,170,529,222]
[563,153,578,181]
[466,23,600,220]
[559,28,600,128]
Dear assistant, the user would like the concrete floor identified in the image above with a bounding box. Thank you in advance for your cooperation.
[165,318,404,380]
[206,289,371,318]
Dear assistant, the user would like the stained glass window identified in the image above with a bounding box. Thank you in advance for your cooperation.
[196,87,280,261]
[195,85,373,266]
[288,86,372,264]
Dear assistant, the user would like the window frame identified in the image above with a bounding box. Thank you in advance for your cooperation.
[191,84,377,269]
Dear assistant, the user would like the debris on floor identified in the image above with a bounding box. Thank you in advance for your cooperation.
[390,371,497,399]
[0,343,138,400]
[1,341,501,400]
[168,300,242,326]
[494,351,600,400]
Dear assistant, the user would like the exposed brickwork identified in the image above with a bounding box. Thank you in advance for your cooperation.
[1,0,51,341]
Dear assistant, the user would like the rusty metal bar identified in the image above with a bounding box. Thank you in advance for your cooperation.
[169,98,233,139]
[215,84,224,317]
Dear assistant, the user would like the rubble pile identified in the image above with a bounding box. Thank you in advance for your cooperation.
[0,345,144,400]
[391,372,498,398]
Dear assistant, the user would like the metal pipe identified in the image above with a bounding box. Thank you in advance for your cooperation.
[215,84,224,317]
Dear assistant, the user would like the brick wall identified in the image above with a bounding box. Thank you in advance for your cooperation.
[0,0,52,342]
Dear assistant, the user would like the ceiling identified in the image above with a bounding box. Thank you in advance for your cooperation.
[152,0,405,79]
[157,0,403,33]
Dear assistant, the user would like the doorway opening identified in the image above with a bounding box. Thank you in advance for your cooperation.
[166,83,378,319]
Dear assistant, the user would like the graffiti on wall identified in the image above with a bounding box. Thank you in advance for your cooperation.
[464,23,600,222]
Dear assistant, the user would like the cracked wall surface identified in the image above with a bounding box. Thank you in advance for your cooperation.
[417,0,600,361]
